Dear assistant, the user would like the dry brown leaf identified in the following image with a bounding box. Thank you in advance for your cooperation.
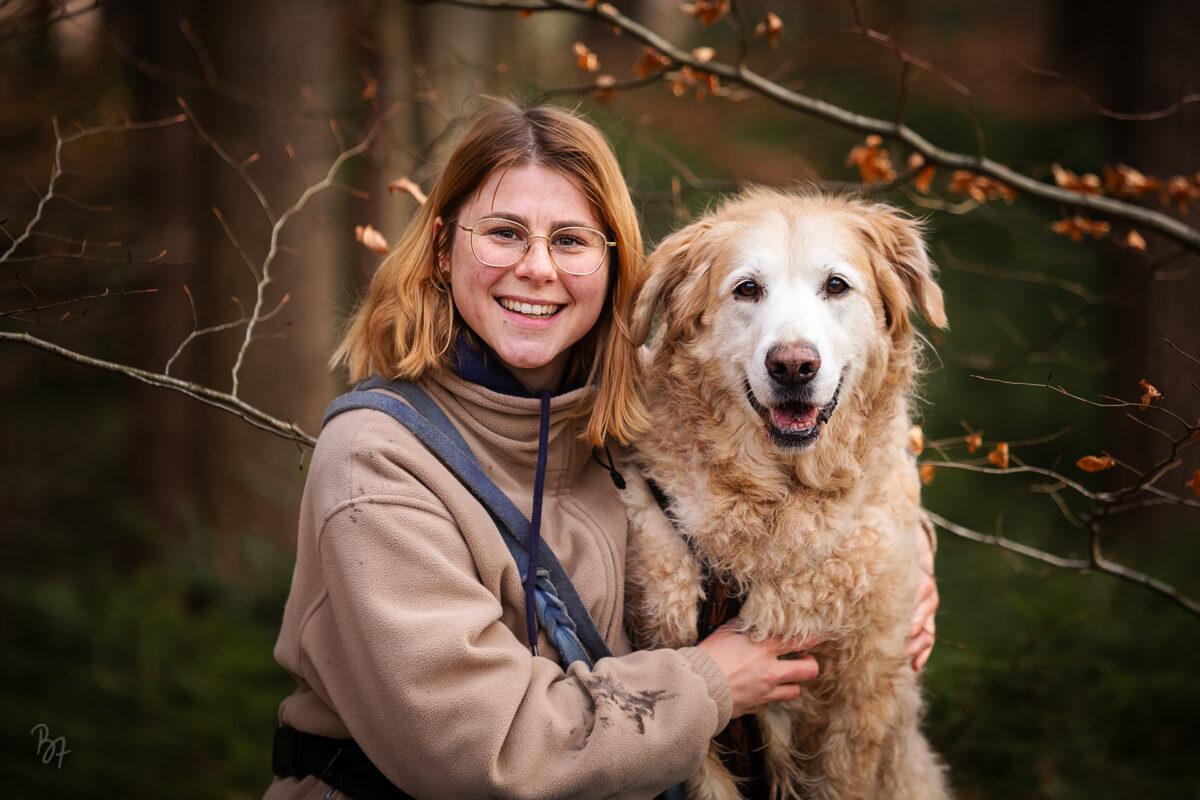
[680,0,729,25]
[354,224,390,254]
[846,135,896,184]
[1103,163,1159,198]
[668,66,718,100]
[914,165,936,194]
[919,464,936,485]
[594,74,616,104]
[517,9,532,18]
[1076,454,1116,473]
[361,72,379,102]
[387,177,427,205]
[1164,174,1199,212]
[907,425,925,456]
[987,442,1009,469]
[1126,229,1147,251]
[1186,469,1200,497]
[574,42,600,73]
[634,48,671,78]
[753,11,784,46]
[1138,379,1162,408]
[947,170,1016,203]
[1052,163,1103,195]
[965,431,982,454]
[1051,215,1110,242]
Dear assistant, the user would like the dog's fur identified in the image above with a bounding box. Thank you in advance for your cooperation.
[621,189,950,800]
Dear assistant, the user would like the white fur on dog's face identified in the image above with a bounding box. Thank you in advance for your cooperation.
[708,207,879,448]
[635,190,944,457]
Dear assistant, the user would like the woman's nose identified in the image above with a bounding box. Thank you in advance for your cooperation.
[512,238,558,284]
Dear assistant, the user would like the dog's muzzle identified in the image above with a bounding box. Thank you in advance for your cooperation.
[745,378,842,449]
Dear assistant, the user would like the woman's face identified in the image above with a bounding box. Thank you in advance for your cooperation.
[440,164,611,393]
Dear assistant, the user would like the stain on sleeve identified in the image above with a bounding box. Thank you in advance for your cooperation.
[584,673,672,735]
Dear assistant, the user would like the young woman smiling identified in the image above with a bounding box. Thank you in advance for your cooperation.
[262,100,937,800]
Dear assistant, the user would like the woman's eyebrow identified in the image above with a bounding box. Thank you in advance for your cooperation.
[553,218,599,230]
[482,211,601,231]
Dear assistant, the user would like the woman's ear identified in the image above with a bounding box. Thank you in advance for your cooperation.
[433,216,449,274]
[858,206,947,339]
[630,220,714,346]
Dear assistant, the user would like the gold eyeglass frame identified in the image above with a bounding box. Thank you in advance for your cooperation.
[457,217,616,277]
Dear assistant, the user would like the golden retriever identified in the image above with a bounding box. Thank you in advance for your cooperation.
[621,189,950,800]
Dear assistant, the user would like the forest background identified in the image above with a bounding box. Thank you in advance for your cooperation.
[1,0,1198,797]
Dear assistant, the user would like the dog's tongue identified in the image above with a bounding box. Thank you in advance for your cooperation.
[770,404,820,430]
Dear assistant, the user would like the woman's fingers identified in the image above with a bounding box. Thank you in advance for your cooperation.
[763,682,803,705]
[774,653,820,683]
[906,626,934,658]
[909,591,939,638]
[913,634,934,672]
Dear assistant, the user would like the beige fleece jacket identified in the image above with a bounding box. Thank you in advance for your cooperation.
[262,370,731,800]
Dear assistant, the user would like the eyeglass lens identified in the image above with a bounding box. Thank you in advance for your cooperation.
[470,218,607,275]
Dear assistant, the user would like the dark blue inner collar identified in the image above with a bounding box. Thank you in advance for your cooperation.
[449,332,586,398]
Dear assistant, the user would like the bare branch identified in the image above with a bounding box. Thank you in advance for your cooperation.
[2,282,158,322]
[228,106,399,396]
[178,97,277,224]
[927,510,1200,618]
[0,330,315,446]
[1,114,187,264]
[419,0,1200,254]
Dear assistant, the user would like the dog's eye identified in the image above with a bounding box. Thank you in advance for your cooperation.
[825,276,850,296]
[733,279,762,300]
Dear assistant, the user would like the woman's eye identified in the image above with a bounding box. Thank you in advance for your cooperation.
[733,279,762,300]
[826,276,850,295]
[553,234,584,249]
[488,228,520,241]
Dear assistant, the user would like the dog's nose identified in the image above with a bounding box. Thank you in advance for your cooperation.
[766,343,821,386]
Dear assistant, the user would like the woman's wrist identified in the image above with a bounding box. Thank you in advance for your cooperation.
[677,645,733,733]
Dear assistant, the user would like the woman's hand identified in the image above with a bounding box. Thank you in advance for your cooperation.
[906,516,939,671]
[697,623,823,718]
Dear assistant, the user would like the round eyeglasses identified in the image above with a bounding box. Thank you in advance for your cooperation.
[457,217,615,277]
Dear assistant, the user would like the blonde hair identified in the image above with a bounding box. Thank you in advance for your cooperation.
[331,99,648,446]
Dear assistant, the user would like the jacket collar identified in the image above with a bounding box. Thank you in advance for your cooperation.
[449,332,587,399]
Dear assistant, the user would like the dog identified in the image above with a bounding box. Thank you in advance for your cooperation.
[620,189,950,800]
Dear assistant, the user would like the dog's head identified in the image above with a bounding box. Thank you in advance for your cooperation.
[632,189,947,454]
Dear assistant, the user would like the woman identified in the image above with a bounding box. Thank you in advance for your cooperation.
[263,99,937,800]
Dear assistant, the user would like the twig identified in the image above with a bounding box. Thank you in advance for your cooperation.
[0,114,188,264]
[926,511,1200,619]
[417,0,1200,254]
[227,105,399,396]
[0,330,315,447]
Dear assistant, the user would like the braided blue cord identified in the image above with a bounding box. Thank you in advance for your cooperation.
[532,569,592,668]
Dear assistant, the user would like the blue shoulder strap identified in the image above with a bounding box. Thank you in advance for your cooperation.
[322,378,612,669]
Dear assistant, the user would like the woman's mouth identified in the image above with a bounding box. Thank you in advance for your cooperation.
[496,297,565,318]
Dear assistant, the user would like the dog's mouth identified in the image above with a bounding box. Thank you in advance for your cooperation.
[745,380,842,449]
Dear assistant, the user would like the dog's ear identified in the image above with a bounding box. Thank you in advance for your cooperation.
[631,219,714,345]
[859,206,947,339]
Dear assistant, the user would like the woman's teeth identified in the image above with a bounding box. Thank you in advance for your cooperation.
[498,298,562,317]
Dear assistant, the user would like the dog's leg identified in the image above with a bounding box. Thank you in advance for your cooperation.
[619,471,703,649]
[876,673,951,800]
[761,704,818,800]
[803,634,944,800]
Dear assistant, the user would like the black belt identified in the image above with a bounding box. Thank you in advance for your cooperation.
[273,724,687,800]
[272,725,415,800]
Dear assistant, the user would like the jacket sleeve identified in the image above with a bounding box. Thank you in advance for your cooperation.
[298,484,730,799]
